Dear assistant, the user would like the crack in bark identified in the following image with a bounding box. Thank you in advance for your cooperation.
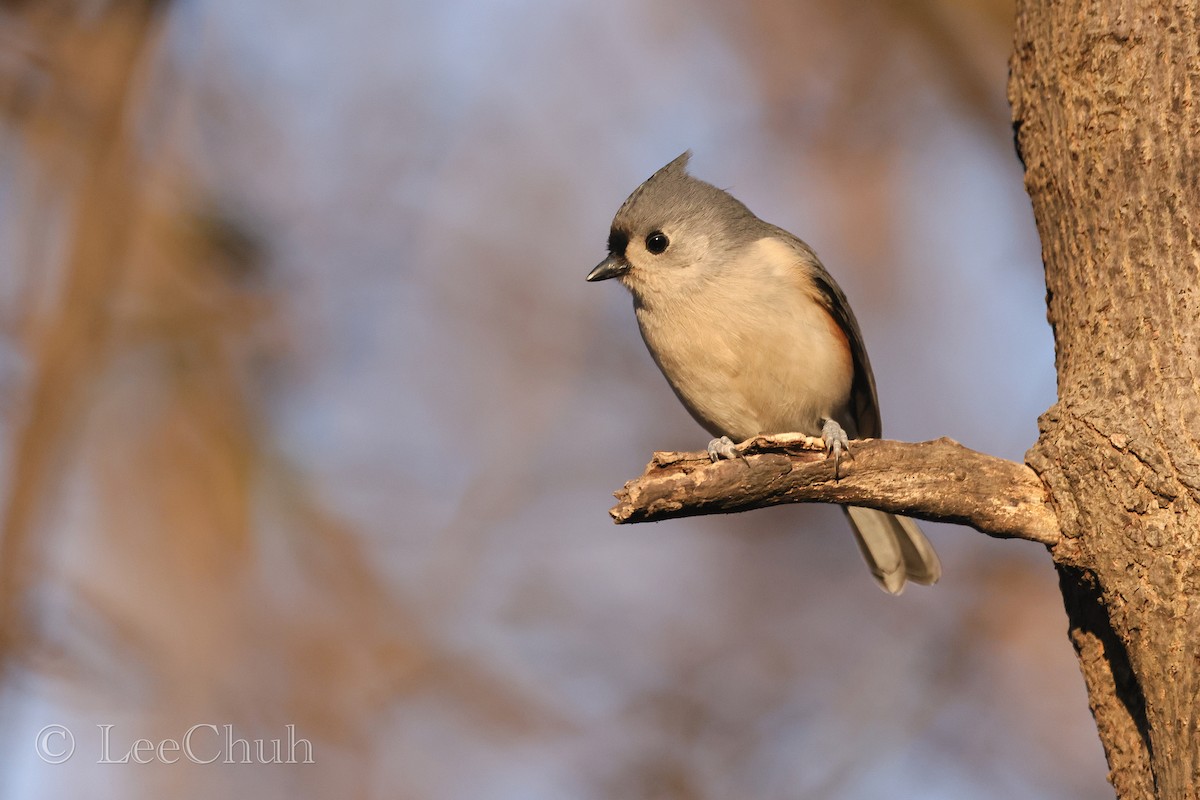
[1059,564,1155,796]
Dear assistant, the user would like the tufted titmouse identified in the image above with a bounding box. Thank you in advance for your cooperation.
[587,152,940,594]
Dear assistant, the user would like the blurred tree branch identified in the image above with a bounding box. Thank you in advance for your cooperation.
[0,0,166,665]
[610,435,1059,545]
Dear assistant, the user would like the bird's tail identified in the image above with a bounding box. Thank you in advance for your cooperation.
[843,506,941,594]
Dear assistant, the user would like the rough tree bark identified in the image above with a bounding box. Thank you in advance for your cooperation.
[1012,2,1200,797]
[606,3,1200,798]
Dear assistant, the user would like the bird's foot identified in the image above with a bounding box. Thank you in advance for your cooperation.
[706,436,742,462]
[820,418,852,479]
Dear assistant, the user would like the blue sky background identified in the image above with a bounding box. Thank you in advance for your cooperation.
[0,1,1108,797]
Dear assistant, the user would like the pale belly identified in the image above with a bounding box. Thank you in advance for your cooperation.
[635,291,855,442]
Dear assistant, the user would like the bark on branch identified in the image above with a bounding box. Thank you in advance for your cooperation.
[609,434,1059,545]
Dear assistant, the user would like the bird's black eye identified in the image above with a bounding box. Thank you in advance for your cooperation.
[646,231,669,255]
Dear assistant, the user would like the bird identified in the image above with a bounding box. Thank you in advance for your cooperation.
[586,152,940,594]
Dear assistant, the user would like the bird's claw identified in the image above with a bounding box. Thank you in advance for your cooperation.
[820,418,852,480]
[707,435,743,462]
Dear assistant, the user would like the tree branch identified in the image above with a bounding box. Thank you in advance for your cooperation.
[609,435,1060,545]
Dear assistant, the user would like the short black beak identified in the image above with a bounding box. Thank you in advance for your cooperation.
[586,254,629,282]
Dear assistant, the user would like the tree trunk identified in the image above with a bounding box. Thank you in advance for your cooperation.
[1011,2,1200,797]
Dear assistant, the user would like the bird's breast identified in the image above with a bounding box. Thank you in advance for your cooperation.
[632,249,855,442]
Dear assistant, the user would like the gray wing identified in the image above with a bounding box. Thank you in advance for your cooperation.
[767,226,883,439]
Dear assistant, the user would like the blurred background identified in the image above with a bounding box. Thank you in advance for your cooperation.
[0,0,1108,797]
